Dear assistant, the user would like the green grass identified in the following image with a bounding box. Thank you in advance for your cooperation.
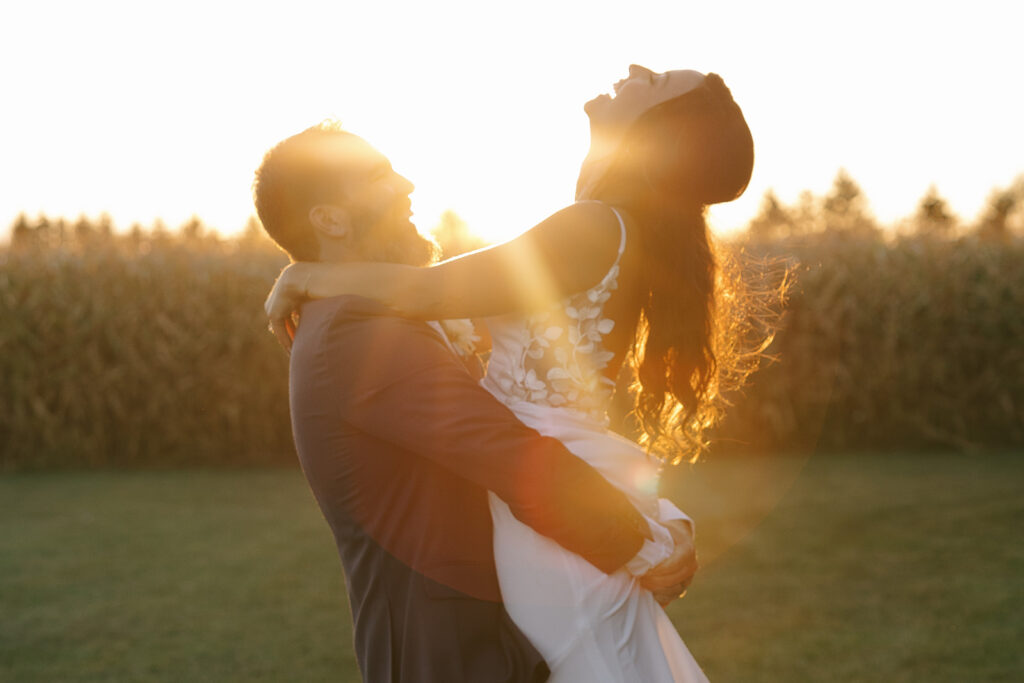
[666,453,1024,682]
[0,471,354,682]
[2,454,1022,682]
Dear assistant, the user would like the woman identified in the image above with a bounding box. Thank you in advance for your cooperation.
[267,66,761,682]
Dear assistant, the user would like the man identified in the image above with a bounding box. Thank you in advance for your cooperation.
[253,122,696,682]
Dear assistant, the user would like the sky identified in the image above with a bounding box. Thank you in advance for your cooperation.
[1,0,1022,244]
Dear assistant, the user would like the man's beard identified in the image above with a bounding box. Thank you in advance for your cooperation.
[353,209,438,267]
[369,226,438,267]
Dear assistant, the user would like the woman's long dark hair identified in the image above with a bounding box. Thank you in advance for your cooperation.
[590,73,777,463]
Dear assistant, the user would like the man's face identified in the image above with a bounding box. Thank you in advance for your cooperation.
[321,135,435,265]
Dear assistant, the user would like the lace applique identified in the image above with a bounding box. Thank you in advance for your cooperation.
[438,318,480,357]
[495,203,626,421]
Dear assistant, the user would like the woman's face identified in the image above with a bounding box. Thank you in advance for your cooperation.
[586,65,705,131]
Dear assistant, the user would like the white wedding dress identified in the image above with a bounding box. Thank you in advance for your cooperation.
[480,203,709,682]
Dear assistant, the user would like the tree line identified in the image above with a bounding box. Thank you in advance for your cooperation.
[5,169,1023,252]
[746,170,1024,243]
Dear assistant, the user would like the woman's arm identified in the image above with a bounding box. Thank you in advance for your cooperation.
[266,201,625,325]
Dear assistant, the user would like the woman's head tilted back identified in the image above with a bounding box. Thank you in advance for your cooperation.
[635,73,752,206]
[588,67,753,208]
[587,67,762,462]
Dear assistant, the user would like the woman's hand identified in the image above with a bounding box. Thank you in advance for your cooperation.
[265,262,313,353]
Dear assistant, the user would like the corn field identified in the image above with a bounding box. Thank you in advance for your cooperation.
[0,233,293,469]
[1,227,1022,470]
[713,232,1024,454]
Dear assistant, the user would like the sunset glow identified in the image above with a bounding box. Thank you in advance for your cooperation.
[2,1,1022,244]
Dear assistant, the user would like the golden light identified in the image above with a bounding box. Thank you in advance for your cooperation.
[1,1,1021,244]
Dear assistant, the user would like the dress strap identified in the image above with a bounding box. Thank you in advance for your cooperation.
[607,205,627,258]
[577,200,627,282]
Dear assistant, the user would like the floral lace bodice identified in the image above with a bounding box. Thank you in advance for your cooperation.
[482,203,627,423]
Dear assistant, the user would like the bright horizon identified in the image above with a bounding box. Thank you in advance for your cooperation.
[2,1,1022,244]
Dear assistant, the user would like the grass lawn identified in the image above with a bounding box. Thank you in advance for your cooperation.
[2,453,1022,682]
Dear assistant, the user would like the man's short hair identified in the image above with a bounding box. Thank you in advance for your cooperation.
[252,120,355,261]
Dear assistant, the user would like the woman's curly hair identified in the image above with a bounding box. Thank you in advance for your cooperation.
[591,74,787,463]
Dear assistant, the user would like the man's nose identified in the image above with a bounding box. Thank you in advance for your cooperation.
[393,172,414,195]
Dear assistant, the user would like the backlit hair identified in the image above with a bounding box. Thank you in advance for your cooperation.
[252,120,353,261]
[590,74,778,462]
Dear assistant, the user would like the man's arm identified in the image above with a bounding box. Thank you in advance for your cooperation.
[325,308,650,574]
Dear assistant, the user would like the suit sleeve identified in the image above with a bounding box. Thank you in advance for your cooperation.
[324,312,649,574]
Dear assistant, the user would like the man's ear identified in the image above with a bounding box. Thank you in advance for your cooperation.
[308,204,352,239]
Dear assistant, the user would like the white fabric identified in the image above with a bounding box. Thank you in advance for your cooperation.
[481,202,708,682]
[483,201,627,422]
[659,497,695,527]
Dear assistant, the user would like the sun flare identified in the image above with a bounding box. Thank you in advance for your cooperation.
[1,1,1021,242]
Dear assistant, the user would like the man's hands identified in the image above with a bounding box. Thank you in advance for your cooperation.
[640,519,698,607]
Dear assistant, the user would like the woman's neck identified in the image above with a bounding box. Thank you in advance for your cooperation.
[575,125,625,201]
